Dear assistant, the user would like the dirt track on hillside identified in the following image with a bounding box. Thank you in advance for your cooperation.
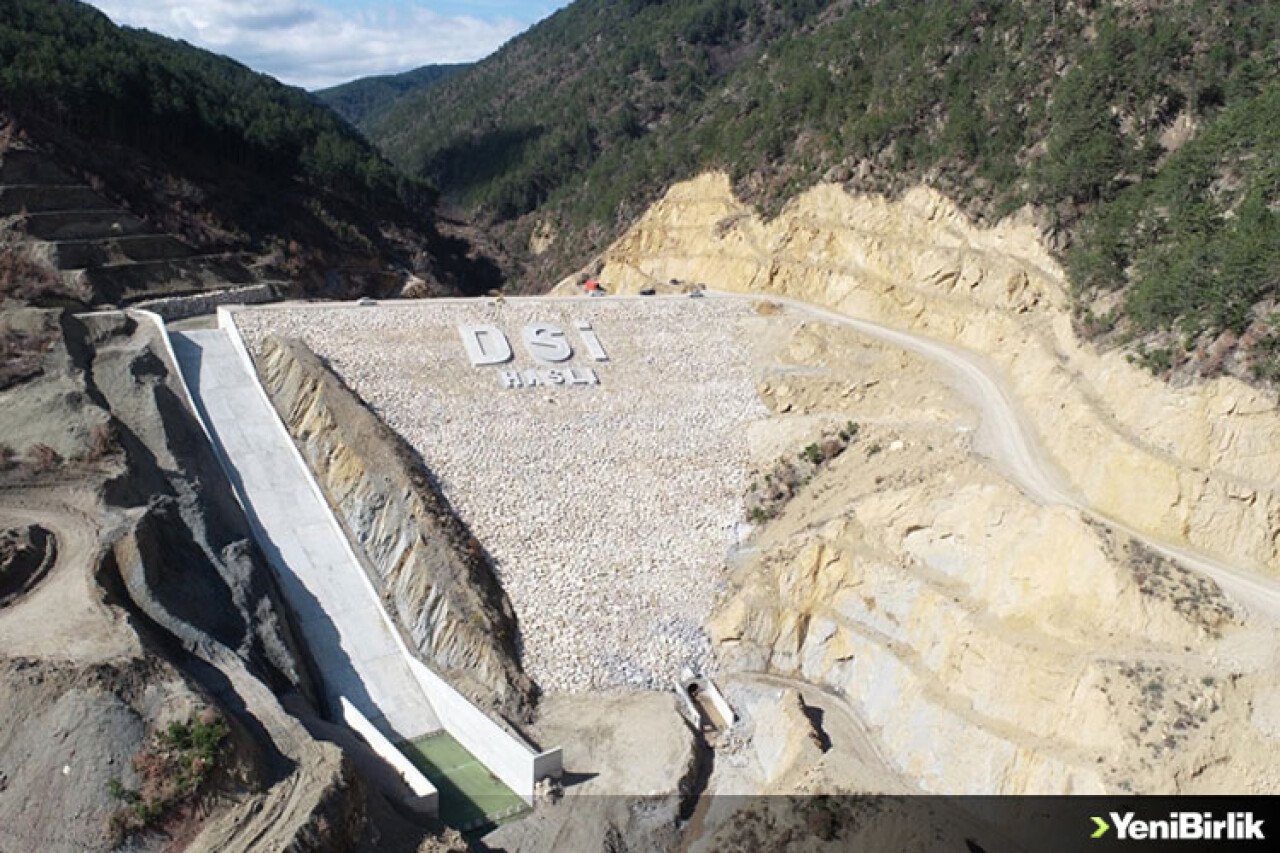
[732,292,1280,625]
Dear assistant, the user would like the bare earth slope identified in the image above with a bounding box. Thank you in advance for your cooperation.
[253,335,534,719]
[572,174,1280,582]
[706,311,1277,795]
[0,311,461,852]
[549,178,1280,802]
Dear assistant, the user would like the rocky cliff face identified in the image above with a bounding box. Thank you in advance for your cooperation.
[709,491,1272,794]
[573,182,1280,793]
[255,335,534,718]
[570,175,1280,578]
[698,317,1279,795]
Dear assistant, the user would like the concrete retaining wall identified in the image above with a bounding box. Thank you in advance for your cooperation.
[532,749,564,783]
[407,658,562,802]
[338,697,438,815]
[218,304,563,803]
[131,309,201,416]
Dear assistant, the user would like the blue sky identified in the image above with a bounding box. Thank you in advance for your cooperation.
[87,1,569,89]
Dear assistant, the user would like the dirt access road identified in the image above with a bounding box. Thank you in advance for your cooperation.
[713,292,1280,625]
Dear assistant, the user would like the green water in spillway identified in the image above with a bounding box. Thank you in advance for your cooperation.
[399,733,529,833]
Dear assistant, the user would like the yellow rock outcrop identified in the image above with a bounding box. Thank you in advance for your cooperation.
[698,306,1275,795]
[566,174,1280,576]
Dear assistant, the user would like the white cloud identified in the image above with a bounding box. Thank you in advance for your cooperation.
[89,1,526,89]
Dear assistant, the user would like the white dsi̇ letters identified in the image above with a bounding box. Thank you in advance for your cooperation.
[459,321,609,367]
[523,324,573,363]
[458,324,514,365]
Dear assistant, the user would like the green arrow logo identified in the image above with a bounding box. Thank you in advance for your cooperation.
[1091,816,1111,839]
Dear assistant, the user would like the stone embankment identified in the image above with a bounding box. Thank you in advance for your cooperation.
[254,335,534,717]
[575,174,1280,579]
[236,300,770,693]
[133,282,277,321]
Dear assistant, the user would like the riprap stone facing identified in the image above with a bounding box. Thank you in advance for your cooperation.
[235,298,769,693]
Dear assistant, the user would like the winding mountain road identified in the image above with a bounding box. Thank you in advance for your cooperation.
[715,291,1280,624]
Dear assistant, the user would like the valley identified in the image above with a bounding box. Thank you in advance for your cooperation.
[1,1,1277,851]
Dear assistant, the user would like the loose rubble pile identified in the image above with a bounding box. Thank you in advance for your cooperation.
[236,299,770,692]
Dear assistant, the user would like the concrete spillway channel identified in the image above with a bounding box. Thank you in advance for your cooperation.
[164,323,559,829]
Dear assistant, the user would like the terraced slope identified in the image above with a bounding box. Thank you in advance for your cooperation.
[0,0,504,302]
[1,147,276,313]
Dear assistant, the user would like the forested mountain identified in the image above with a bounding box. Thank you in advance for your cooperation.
[316,64,469,129]
[363,0,1279,378]
[0,0,496,298]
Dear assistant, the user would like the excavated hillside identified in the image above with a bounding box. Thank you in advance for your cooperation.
[704,313,1275,796]
[0,311,464,852]
[534,175,1280,805]
[571,174,1280,580]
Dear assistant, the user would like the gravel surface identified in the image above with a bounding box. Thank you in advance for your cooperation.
[236,298,769,692]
